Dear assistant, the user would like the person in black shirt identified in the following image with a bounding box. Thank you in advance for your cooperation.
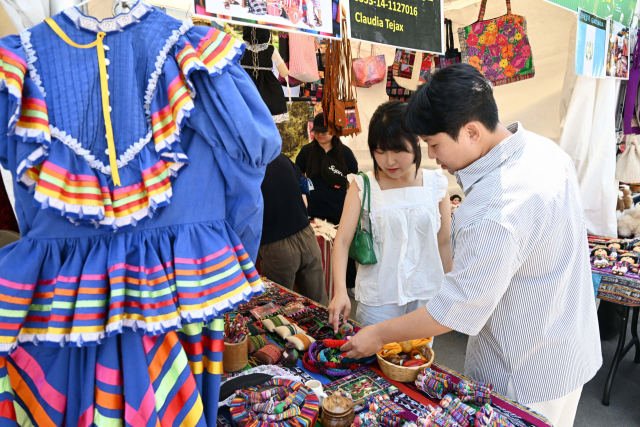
[295,113,359,223]
[296,113,359,290]
[260,153,327,304]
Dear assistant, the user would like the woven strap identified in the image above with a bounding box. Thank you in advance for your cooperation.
[44,18,121,186]
[477,0,511,22]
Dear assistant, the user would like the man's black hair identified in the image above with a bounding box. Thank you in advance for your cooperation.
[405,63,499,140]
[368,100,421,178]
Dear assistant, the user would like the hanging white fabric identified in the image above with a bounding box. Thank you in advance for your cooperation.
[559,75,620,238]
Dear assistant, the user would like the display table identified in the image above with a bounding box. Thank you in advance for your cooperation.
[588,235,640,406]
[219,280,551,427]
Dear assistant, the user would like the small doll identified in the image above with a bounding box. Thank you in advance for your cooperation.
[608,245,619,266]
[440,394,475,427]
[474,404,515,427]
[590,246,610,269]
[612,253,639,276]
[607,239,626,252]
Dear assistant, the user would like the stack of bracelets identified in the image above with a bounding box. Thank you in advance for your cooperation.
[268,316,286,328]
[249,335,267,352]
[291,334,312,351]
[229,379,320,427]
[285,324,299,336]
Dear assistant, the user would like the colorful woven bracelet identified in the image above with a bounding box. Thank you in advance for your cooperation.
[261,344,282,363]
[249,335,266,352]
[292,334,312,351]
[285,324,298,336]
[269,316,284,328]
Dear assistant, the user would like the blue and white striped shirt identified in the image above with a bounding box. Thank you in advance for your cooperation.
[427,123,602,404]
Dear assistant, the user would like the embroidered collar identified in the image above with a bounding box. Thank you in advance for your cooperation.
[62,0,154,33]
[454,122,526,194]
[246,42,269,52]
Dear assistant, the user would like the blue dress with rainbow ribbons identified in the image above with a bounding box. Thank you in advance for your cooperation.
[0,1,281,425]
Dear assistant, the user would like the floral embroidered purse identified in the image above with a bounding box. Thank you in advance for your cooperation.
[458,0,534,86]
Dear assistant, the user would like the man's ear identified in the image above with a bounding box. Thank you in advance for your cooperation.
[463,122,483,145]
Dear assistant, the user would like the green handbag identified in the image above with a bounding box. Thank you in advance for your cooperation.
[348,172,377,265]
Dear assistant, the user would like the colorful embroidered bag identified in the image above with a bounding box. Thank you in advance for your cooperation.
[458,0,534,86]
[385,66,412,101]
[352,43,386,88]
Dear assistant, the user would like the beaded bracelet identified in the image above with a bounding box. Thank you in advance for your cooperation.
[249,335,266,352]
[260,344,282,363]
[292,334,312,351]
[269,316,284,328]
[285,324,299,336]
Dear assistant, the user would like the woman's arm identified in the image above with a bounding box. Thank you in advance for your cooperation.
[437,190,453,274]
[328,182,362,331]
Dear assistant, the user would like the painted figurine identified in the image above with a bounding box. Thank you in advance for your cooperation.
[608,246,619,267]
[607,239,626,251]
[590,246,610,269]
[612,253,639,276]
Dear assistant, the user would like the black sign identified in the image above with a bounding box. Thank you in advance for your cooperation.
[348,0,443,53]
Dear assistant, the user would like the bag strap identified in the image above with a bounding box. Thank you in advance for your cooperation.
[355,172,372,234]
[477,0,511,22]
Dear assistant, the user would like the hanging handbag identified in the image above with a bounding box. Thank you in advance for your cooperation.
[352,43,386,88]
[348,172,377,265]
[616,135,640,183]
[436,19,461,69]
[278,34,303,87]
[458,0,535,86]
[323,10,361,137]
[289,33,320,82]
[625,36,640,134]
[386,65,412,101]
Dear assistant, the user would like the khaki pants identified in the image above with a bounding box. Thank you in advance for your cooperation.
[259,225,328,306]
[526,386,583,427]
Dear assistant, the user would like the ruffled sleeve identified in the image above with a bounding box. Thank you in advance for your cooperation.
[0,34,50,173]
[347,173,364,204]
[434,169,448,203]
[171,26,282,261]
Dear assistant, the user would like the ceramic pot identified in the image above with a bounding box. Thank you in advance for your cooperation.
[282,342,299,367]
[320,395,354,427]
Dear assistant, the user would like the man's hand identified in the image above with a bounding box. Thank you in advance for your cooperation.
[340,325,384,359]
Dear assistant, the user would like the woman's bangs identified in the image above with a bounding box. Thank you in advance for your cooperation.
[375,135,414,153]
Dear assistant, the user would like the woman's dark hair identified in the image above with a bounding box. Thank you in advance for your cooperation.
[450,195,461,202]
[368,101,421,178]
[405,63,499,140]
[306,135,350,178]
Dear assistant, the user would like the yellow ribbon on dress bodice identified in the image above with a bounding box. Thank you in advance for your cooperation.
[44,18,121,186]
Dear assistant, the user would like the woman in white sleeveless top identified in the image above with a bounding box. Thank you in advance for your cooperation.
[329,101,453,331]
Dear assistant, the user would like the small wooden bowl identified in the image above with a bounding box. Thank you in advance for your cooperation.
[376,347,435,383]
[222,336,248,373]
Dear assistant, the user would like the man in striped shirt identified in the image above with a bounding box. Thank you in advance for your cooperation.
[339,64,602,426]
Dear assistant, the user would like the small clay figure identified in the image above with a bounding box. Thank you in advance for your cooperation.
[608,246,619,267]
[612,253,639,276]
[590,246,610,269]
[607,239,626,251]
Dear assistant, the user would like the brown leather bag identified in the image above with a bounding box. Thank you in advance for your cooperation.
[323,9,361,137]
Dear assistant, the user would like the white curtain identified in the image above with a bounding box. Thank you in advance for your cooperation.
[558,18,619,237]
